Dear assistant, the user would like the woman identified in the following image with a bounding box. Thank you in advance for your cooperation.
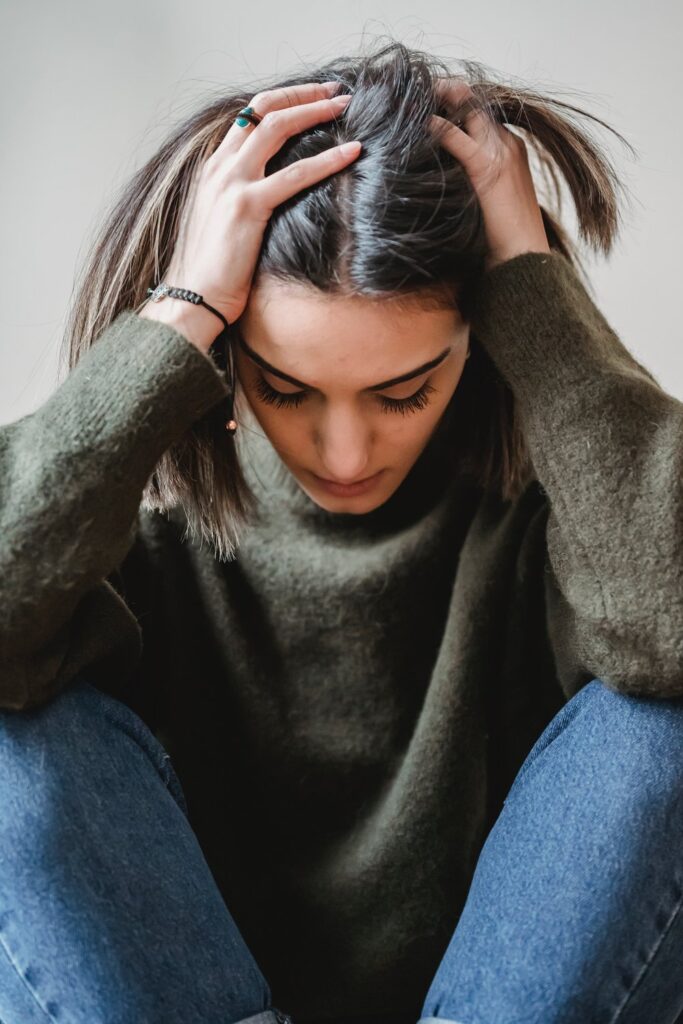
[1,39,682,1024]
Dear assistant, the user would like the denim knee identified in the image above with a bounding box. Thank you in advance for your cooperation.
[0,679,286,1024]
[511,677,683,808]
[419,679,683,1024]
[0,676,189,840]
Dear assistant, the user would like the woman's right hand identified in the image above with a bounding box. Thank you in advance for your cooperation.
[139,82,360,353]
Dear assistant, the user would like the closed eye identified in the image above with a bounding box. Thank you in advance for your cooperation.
[252,374,436,415]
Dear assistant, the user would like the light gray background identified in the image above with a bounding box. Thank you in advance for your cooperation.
[1,0,681,424]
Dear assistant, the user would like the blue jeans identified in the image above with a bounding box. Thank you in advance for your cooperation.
[0,678,681,1024]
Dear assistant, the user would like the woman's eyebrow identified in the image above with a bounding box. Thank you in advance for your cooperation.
[236,333,452,391]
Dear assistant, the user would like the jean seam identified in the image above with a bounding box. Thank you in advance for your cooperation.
[608,879,683,1023]
[92,687,190,818]
[0,925,57,1022]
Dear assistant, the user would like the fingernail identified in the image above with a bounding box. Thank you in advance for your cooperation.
[339,140,362,155]
[333,94,352,105]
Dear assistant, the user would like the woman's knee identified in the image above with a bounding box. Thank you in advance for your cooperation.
[0,679,277,1023]
[0,677,187,852]
[511,677,683,812]
[571,677,683,778]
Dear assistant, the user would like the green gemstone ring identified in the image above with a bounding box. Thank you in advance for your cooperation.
[235,106,263,129]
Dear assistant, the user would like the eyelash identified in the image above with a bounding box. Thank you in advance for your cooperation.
[252,374,437,415]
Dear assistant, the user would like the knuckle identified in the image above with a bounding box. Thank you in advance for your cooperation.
[230,185,256,217]
[261,109,286,132]
[200,153,218,176]
[206,155,234,188]
[283,160,307,181]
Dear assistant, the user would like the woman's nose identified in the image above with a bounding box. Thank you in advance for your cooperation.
[315,410,373,483]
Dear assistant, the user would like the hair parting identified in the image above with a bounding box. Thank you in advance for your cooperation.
[61,36,656,561]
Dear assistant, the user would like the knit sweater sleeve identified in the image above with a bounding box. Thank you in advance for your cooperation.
[470,250,683,700]
[0,310,230,711]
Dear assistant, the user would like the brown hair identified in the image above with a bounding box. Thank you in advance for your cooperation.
[60,37,653,561]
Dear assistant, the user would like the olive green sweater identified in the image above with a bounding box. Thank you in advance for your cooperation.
[1,251,682,1024]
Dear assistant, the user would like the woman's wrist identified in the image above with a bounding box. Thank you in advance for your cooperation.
[138,298,222,355]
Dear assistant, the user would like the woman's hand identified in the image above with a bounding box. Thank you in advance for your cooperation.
[140,81,360,352]
[429,79,551,273]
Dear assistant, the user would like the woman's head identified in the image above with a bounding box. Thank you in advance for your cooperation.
[62,37,638,560]
[235,275,470,514]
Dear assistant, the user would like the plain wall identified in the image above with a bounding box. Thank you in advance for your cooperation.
[1,0,681,423]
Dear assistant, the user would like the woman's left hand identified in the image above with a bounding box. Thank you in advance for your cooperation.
[430,79,551,273]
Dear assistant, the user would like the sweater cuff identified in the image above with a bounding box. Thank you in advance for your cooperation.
[469,250,629,403]
[82,309,231,455]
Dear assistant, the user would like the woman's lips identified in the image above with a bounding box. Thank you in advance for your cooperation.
[311,469,385,497]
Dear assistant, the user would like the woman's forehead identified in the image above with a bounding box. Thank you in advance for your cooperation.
[236,287,466,394]
[240,280,463,355]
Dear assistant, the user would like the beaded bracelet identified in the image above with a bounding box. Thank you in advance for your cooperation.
[146,283,237,434]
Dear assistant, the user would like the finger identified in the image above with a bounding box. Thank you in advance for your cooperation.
[232,95,353,178]
[429,113,505,190]
[433,78,492,143]
[213,81,342,158]
[428,113,480,163]
[430,113,510,198]
[249,139,361,212]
